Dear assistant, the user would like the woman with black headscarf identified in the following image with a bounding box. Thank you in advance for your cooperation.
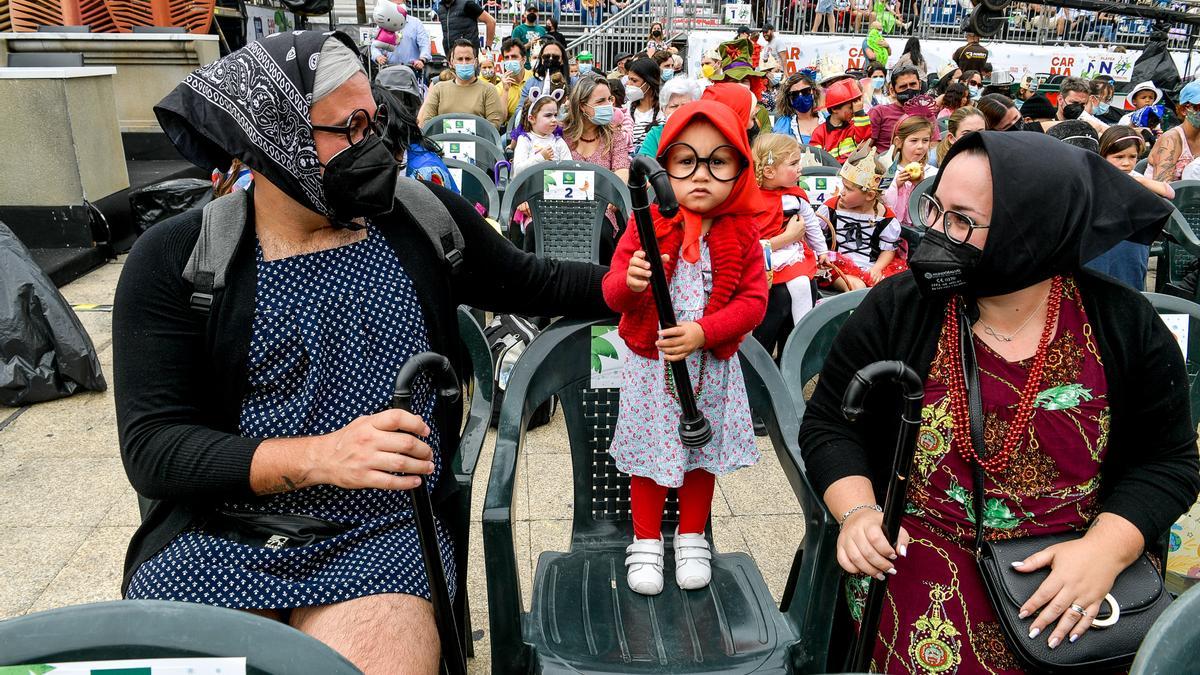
[114,29,609,671]
[799,131,1199,672]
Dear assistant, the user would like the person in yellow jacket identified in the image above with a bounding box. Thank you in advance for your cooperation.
[496,37,534,120]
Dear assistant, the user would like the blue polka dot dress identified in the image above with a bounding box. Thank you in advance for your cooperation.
[127,224,456,609]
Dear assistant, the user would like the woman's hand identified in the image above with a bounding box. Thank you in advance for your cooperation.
[1015,537,1129,648]
[627,249,669,292]
[656,321,706,361]
[310,410,435,491]
[836,508,910,580]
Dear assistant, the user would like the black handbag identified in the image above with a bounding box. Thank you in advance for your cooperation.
[957,299,1171,674]
[201,509,351,550]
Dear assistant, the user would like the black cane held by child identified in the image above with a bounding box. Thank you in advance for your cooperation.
[842,360,925,672]
[391,353,467,675]
[628,155,713,449]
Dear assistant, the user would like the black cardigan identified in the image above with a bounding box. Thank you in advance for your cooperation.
[113,183,610,591]
[798,271,1200,547]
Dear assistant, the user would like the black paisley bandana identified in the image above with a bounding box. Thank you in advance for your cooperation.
[154,30,361,217]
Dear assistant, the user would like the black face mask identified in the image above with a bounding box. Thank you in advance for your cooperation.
[526,12,537,22]
[908,228,984,298]
[895,88,920,105]
[541,55,561,69]
[651,29,663,37]
[321,134,399,229]
[1004,119,1024,132]
[1062,102,1085,120]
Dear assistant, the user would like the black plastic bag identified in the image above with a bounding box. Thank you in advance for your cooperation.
[281,0,334,14]
[1132,31,1181,99]
[0,221,107,406]
[128,178,213,235]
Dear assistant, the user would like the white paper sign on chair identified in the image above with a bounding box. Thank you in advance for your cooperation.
[1160,313,1190,360]
[443,119,477,135]
[798,175,842,206]
[543,170,595,201]
[444,141,477,164]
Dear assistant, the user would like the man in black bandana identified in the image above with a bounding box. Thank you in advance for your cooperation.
[116,30,609,672]
[868,65,939,154]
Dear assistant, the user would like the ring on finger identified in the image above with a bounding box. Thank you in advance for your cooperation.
[1069,603,1088,617]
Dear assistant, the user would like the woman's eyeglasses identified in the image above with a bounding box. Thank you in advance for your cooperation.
[660,142,746,182]
[919,193,989,244]
[312,106,390,147]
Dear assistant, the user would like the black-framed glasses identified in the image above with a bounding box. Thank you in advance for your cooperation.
[661,142,746,182]
[919,193,989,244]
[312,106,390,147]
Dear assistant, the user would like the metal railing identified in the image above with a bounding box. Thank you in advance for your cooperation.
[564,0,677,65]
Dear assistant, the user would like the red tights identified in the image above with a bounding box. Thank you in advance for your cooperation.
[630,469,716,540]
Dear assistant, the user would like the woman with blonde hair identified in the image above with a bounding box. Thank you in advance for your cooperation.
[563,74,631,261]
[933,106,985,166]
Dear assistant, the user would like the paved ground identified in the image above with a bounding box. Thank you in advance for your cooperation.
[0,256,807,673]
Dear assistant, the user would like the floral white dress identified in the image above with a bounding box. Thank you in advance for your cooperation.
[609,238,758,488]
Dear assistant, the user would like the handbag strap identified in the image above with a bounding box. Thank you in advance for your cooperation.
[956,296,989,559]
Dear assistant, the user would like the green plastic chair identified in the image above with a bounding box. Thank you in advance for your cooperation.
[422,113,504,147]
[0,599,360,674]
[801,166,839,177]
[1161,183,1200,296]
[779,289,869,421]
[907,176,936,229]
[498,160,632,264]
[444,157,500,220]
[430,133,506,175]
[1129,583,1200,675]
[482,318,841,674]
[800,146,841,168]
[1142,293,1200,424]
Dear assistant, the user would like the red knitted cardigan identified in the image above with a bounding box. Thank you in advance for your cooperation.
[602,206,769,360]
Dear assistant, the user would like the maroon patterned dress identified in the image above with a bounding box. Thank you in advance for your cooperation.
[850,277,1111,674]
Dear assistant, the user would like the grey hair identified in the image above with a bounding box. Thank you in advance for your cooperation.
[313,38,365,102]
[659,77,702,112]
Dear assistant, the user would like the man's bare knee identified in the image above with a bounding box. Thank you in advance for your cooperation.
[290,593,440,675]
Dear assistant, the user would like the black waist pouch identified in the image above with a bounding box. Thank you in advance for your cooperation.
[201,509,352,550]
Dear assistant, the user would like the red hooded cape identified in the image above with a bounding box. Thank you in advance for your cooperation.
[602,100,769,360]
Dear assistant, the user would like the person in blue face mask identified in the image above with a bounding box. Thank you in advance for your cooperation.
[771,71,822,146]
[417,38,507,127]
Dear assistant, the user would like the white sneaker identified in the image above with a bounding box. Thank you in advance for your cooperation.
[673,529,713,590]
[625,537,665,596]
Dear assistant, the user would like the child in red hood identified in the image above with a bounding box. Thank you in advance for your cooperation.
[602,100,768,596]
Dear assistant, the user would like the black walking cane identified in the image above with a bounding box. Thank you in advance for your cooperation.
[392,353,467,675]
[628,155,713,449]
[841,360,925,673]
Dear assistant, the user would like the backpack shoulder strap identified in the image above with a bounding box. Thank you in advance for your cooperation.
[182,189,249,314]
[393,178,465,273]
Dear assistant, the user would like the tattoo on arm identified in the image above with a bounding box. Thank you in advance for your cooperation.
[263,475,298,495]
[1150,135,1180,182]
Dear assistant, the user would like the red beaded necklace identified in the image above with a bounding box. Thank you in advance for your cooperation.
[942,276,1063,473]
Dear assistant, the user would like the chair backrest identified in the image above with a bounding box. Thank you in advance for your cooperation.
[1135,157,1149,175]
[1130,583,1200,675]
[443,157,500,220]
[0,599,360,674]
[36,24,90,31]
[423,113,504,147]
[779,289,870,419]
[498,160,632,263]
[908,175,936,226]
[799,146,841,168]
[798,172,843,207]
[454,305,493,479]
[429,133,504,173]
[131,26,186,32]
[491,318,800,542]
[1143,292,1200,425]
[8,52,85,67]
[1164,181,1200,290]
[937,115,951,134]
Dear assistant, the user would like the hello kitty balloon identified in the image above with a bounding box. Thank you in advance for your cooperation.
[371,0,408,55]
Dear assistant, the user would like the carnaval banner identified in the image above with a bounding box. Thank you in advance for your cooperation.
[687,31,1192,85]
